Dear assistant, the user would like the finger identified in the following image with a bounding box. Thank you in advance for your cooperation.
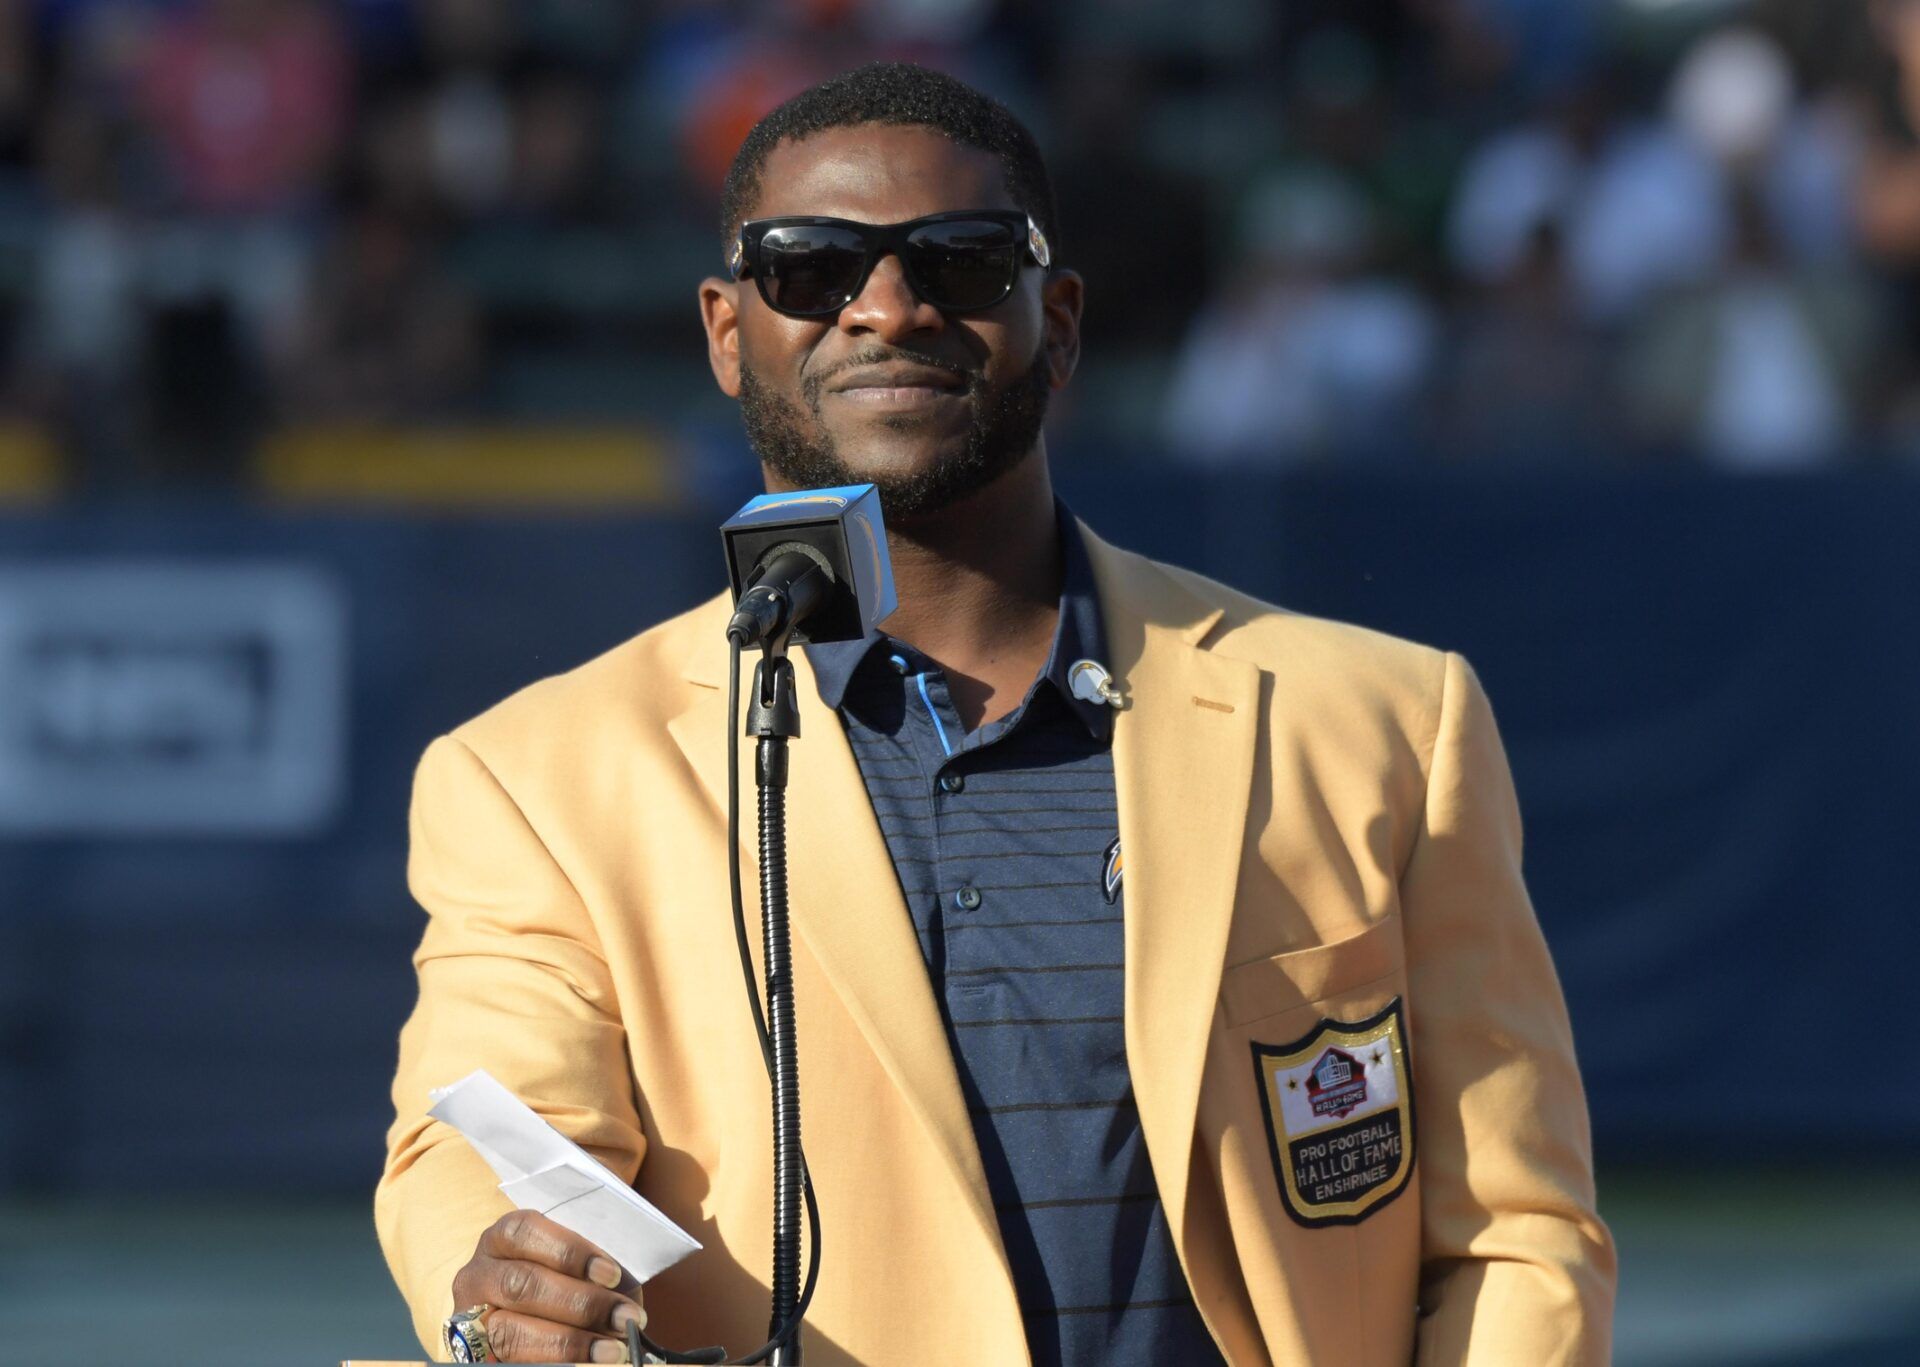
[482,1307,627,1363]
[468,1254,642,1332]
[483,1209,624,1288]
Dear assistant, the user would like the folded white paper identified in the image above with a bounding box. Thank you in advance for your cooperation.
[429,1069,701,1282]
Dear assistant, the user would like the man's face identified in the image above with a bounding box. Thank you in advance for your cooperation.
[699,124,1082,521]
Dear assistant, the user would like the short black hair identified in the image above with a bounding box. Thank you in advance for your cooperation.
[718,61,1058,259]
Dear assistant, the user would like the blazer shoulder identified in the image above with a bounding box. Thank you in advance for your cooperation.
[1114,546,1452,760]
[1133,549,1448,692]
[444,588,731,764]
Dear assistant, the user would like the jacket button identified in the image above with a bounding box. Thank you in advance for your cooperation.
[954,887,982,910]
[938,773,965,794]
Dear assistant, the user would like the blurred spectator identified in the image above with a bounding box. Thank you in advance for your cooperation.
[1851,0,1920,442]
[1455,0,1604,98]
[19,89,141,482]
[24,93,136,386]
[352,87,440,227]
[412,0,520,216]
[16,8,146,441]
[1666,26,1858,271]
[139,0,347,215]
[0,0,36,180]
[1160,168,1437,465]
[858,0,1000,47]
[1047,49,1209,348]
[1561,108,1727,326]
[1440,219,1612,464]
[1446,85,1602,292]
[668,40,831,195]
[1856,0,1920,269]
[283,206,480,421]
[127,0,351,479]
[509,72,600,222]
[1620,184,1872,470]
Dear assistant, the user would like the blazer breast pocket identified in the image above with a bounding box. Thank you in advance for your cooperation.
[1220,915,1405,1029]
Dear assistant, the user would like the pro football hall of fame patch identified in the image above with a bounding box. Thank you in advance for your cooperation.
[1250,998,1415,1227]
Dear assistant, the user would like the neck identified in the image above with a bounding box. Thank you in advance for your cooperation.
[884,451,1061,658]
[834,447,1064,728]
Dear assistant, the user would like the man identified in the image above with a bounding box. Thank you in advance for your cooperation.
[376,63,1615,1365]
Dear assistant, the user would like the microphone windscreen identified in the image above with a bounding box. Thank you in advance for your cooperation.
[719,484,897,644]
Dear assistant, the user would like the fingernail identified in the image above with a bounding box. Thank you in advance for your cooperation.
[588,1256,622,1288]
[611,1301,645,1331]
[590,1340,629,1363]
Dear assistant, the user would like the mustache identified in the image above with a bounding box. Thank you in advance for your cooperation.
[801,347,977,408]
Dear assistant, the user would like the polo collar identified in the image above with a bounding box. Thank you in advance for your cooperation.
[803,501,1112,742]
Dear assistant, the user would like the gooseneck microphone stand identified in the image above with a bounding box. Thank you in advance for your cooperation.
[629,618,820,1366]
[744,643,806,1365]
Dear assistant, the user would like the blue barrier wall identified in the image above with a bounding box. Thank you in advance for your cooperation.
[1,467,1911,1191]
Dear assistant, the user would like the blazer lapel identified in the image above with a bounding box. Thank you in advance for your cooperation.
[1084,532,1260,1253]
[666,602,1012,1288]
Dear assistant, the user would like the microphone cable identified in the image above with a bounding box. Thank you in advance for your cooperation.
[629,636,821,1365]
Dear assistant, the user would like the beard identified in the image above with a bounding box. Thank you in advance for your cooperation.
[738,342,1053,521]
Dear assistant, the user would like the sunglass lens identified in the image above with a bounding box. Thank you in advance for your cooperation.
[757,224,871,315]
[905,219,1021,311]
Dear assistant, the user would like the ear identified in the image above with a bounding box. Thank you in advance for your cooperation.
[699,276,743,398]
[1040,268,1084,390]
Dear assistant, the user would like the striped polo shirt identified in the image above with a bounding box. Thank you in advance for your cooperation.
[803,510,1223,1367]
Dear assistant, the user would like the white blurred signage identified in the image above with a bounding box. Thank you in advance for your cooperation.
[0,563,347,836]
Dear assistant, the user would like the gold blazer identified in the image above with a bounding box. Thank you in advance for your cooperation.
[376,524,1616,1364]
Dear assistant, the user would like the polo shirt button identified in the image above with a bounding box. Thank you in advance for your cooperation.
[938,773,965,794]
[954,886,982,910]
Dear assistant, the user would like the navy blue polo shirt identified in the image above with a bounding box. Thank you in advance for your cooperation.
[804,511,1222,1367]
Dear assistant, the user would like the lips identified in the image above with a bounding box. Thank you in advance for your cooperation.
[828,364,967,395]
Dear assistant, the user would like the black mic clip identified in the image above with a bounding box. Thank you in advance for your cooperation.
[745,650,801,742]
[725,545,836,654]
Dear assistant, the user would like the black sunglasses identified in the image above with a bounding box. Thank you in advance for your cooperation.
[728,210,1053,318]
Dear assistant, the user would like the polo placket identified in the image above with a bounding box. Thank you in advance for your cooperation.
[803,509,1223,1367]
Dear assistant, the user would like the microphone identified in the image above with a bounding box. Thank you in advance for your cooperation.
[716,488,900,1361]
[720,484,897,647]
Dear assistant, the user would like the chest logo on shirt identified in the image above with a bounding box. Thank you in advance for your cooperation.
[1101,836,1123,904]
[1250,998,1414,1227]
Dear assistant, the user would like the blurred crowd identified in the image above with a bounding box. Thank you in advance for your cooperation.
[1160,0,1920,472]
[4,0,1920,492]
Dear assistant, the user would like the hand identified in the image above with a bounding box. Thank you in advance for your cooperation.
[451,1209,645,1363]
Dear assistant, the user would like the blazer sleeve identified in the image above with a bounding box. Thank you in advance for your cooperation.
[1401,653,1617,1366]
[374,733,646,1358]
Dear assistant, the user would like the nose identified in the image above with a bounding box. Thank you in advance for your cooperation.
[836,251,944,343]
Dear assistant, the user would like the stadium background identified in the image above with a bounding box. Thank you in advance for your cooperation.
[2,0,1918,1362]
